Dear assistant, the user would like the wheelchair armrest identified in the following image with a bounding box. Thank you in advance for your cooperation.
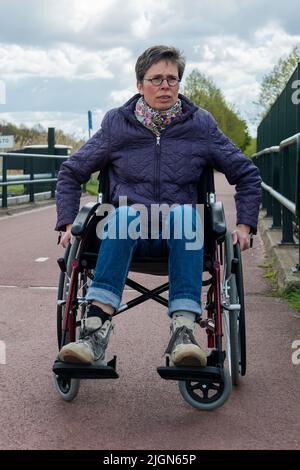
[71,202,100,236]
[208,201,226,238]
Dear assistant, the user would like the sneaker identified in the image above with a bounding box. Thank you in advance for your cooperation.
[165,315,207,367]
[58,316,113,365]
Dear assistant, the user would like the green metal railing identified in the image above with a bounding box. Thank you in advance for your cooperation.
[257,63,300,151]
[252,132,300,271]
[0,152,67,208]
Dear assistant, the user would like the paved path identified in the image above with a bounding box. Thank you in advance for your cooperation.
[0,173,299,450]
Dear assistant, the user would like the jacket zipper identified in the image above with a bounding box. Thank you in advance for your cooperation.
[155,136,161,201]
[122,110,188,202]
[133,119,162,202]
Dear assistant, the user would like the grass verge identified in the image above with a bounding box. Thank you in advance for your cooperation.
[86,177,98,196]
[258,256,300,317]
[0,185,24,195]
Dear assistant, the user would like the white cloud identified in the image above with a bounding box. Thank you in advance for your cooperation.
[192,23,300,76]
[110,89,136,106]
[184,22,300,134]
[130,0,171,39]
[67,0,115,33]
[131,13,151,39]
[0,43,132,81]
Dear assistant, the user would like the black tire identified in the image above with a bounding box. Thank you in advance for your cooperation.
[55,239,81,402]
[57,239,80,349]
[223,231,240,386]
[178,370,232,411]
[234,243,246,376]
[57,244,71,349]
[53,374,80,402]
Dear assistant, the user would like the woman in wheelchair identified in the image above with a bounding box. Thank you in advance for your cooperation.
[55,46,261,401]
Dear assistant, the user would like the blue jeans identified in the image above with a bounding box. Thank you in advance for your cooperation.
[85,204,204,319]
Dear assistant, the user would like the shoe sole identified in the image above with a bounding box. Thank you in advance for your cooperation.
[171,344,207,367]
[58,344,93,365]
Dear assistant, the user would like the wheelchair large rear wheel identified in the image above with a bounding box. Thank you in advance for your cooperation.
[56,239,81,348]
[234,242,246,376]
[57,243,71,349]
[223,231,246,386]
[54,239,81,401]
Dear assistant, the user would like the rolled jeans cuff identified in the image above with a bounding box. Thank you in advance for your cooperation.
[85,286,121,311]
[168,298,202,319]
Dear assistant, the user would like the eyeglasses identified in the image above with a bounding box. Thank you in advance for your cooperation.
[143,76,180,87]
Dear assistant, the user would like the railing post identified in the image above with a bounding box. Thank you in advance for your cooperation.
[271,151,281,228]
[48,128,56,199]
[265,152,273,217]
[29,157,34,203]
[296,135,300,219]
[294,135,300,270]
[2,155,8,208]
[261,154,267,210]
[281,147,294,244]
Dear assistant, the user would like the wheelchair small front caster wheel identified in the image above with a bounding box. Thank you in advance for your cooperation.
[53,374,80,402]
[178,369,232,411]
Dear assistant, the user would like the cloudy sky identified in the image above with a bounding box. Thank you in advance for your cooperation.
[0,0,300,140]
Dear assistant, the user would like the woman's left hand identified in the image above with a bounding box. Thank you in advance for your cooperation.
[232,224,251,251]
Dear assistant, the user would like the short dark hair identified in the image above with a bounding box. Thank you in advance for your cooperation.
[135,45,186,82]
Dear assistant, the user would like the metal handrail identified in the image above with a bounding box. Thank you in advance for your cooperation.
[252,132,300,215]
[0,178,57,186]
[0,151,68,208]
[0,152,67,160]
[280,133,299,149]
[261,182,295,214]
[253,132,300,272]
[252,146,280,157]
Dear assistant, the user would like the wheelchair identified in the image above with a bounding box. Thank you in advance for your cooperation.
[53,166,246,411]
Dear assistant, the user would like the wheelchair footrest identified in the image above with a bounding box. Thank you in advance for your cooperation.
[53,356,119,379]
[157,365,223,382]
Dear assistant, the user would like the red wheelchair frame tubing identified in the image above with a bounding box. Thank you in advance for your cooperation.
[62,258,80,343]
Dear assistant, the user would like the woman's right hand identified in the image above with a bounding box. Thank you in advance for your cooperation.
[60,224,73,248]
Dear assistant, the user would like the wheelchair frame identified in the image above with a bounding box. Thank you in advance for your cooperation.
[53,167,246,410]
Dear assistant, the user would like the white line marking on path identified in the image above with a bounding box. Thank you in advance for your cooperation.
[29,286,58,290]
[0,204,55,221]
[0,285,58,290]
[0,196,92,222]
[35,257,49,262]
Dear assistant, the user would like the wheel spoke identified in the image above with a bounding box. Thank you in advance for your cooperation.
[210,382,221,391]
[191,382,201,391]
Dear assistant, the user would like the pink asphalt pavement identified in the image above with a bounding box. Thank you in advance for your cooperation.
[0,173,299,450]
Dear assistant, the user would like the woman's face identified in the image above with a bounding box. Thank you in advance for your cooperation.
[137,59,180,111]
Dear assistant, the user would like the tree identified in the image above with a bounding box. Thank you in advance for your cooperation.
[244,138,256,157]
[258,44,300,115]
[183,70,251,151]
[0,120,85,152]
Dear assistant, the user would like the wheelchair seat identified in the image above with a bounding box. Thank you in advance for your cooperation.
[80,250,169,276]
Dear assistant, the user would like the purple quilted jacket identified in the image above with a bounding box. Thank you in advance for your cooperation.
[55,93,261,232]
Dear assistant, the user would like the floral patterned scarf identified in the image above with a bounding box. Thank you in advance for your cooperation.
[134,96,182,137]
